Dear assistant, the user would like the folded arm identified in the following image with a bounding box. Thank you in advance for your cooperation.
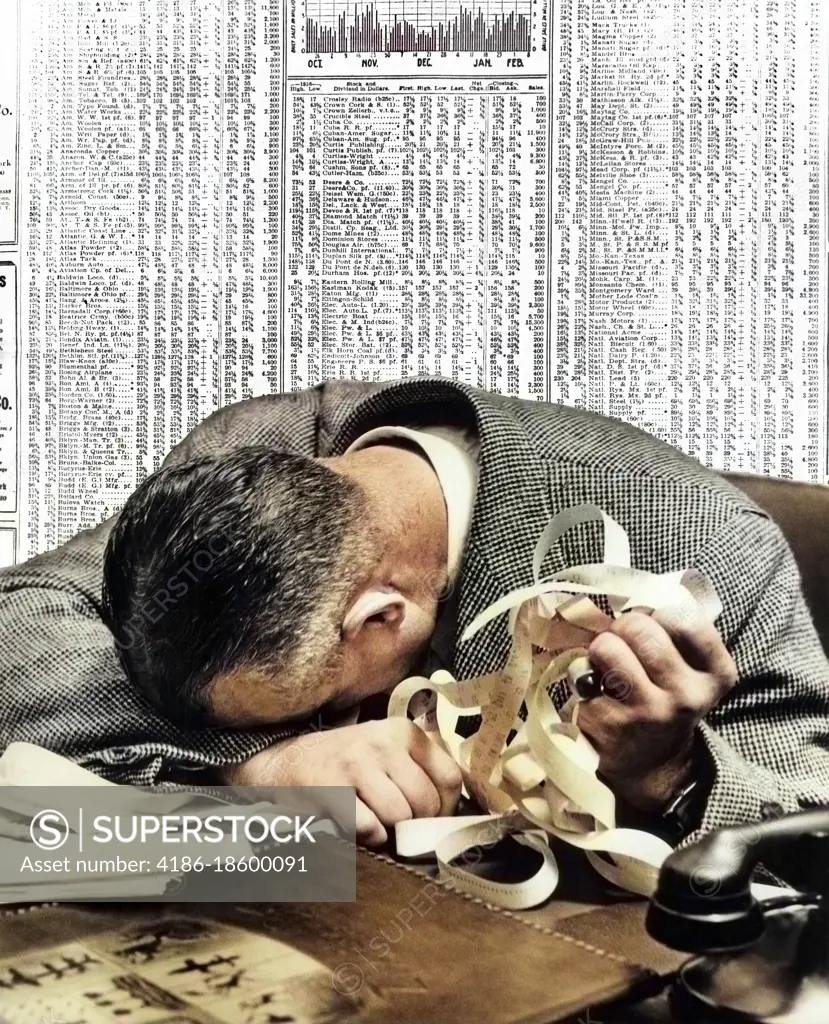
[0,390,322,781]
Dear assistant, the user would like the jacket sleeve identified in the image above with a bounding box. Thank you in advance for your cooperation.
[687,508,829,885]
[0,390,323,782]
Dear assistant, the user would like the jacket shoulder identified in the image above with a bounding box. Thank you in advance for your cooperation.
[499,395,762,513]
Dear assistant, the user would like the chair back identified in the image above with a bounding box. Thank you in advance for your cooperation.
[724,472,829,656]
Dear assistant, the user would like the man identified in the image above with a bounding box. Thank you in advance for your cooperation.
[1,378,828,876]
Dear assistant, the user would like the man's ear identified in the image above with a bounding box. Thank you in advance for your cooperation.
[341,587,406,640]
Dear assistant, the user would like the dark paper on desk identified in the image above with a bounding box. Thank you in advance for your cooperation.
[0,847,681,1024]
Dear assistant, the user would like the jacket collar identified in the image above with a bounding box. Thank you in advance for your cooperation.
[329,378,554,678]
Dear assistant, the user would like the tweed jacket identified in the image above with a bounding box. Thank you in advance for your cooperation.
[2,377,828,874]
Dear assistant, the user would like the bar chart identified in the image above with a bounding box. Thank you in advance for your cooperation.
[304,0,533,54]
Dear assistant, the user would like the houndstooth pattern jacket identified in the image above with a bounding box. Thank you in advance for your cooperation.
[2,377,828,869]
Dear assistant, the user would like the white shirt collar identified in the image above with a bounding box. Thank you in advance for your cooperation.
[345,424,479,581]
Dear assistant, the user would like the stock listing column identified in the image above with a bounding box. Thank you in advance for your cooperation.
[286,84,322,387]
[21,0,46,554]
[446,89,485,389]
[137,0,225,477]
[289,82,408,385]
[483,84,547,398]
[755,0,826,480]
[219,0,285,403]
[283,0,550,397]
[24,0,140,550]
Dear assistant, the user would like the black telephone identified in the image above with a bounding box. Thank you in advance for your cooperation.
[646,808,829,1023]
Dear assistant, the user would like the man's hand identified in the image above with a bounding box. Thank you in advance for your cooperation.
[577,609,738,813]
[223,719,462,848]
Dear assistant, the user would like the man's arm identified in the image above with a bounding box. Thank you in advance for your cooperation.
[577,505,829,888]
[690,510,829,855]
[0,389,323,780]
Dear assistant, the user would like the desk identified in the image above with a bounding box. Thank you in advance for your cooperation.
[405,834,689,1021]
[1,837,778,1024]
[600,991,676,1023]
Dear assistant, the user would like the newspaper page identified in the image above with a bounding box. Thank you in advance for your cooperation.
[0,0,826,566]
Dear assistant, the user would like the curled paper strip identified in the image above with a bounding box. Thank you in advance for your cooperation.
[389,504,723,909]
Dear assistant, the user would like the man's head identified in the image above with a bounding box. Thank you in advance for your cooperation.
[103,444,448,728]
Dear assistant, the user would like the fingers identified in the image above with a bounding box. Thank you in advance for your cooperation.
[363,718,460,817]
[586,610,737,723]
[407,730,463,816]
[607,611,734,693]
[356,769,413,827]
[321,720,462,850]
[353,743,457,849]
[577,631,668,750]
[385,756,442,818]
[586,629,666,708]
[574,693,628,752]
[603,613,687,691]
[651,608,738,693]
[355,797,387,848]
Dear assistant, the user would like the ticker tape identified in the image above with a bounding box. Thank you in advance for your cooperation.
[389,503,723,910]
